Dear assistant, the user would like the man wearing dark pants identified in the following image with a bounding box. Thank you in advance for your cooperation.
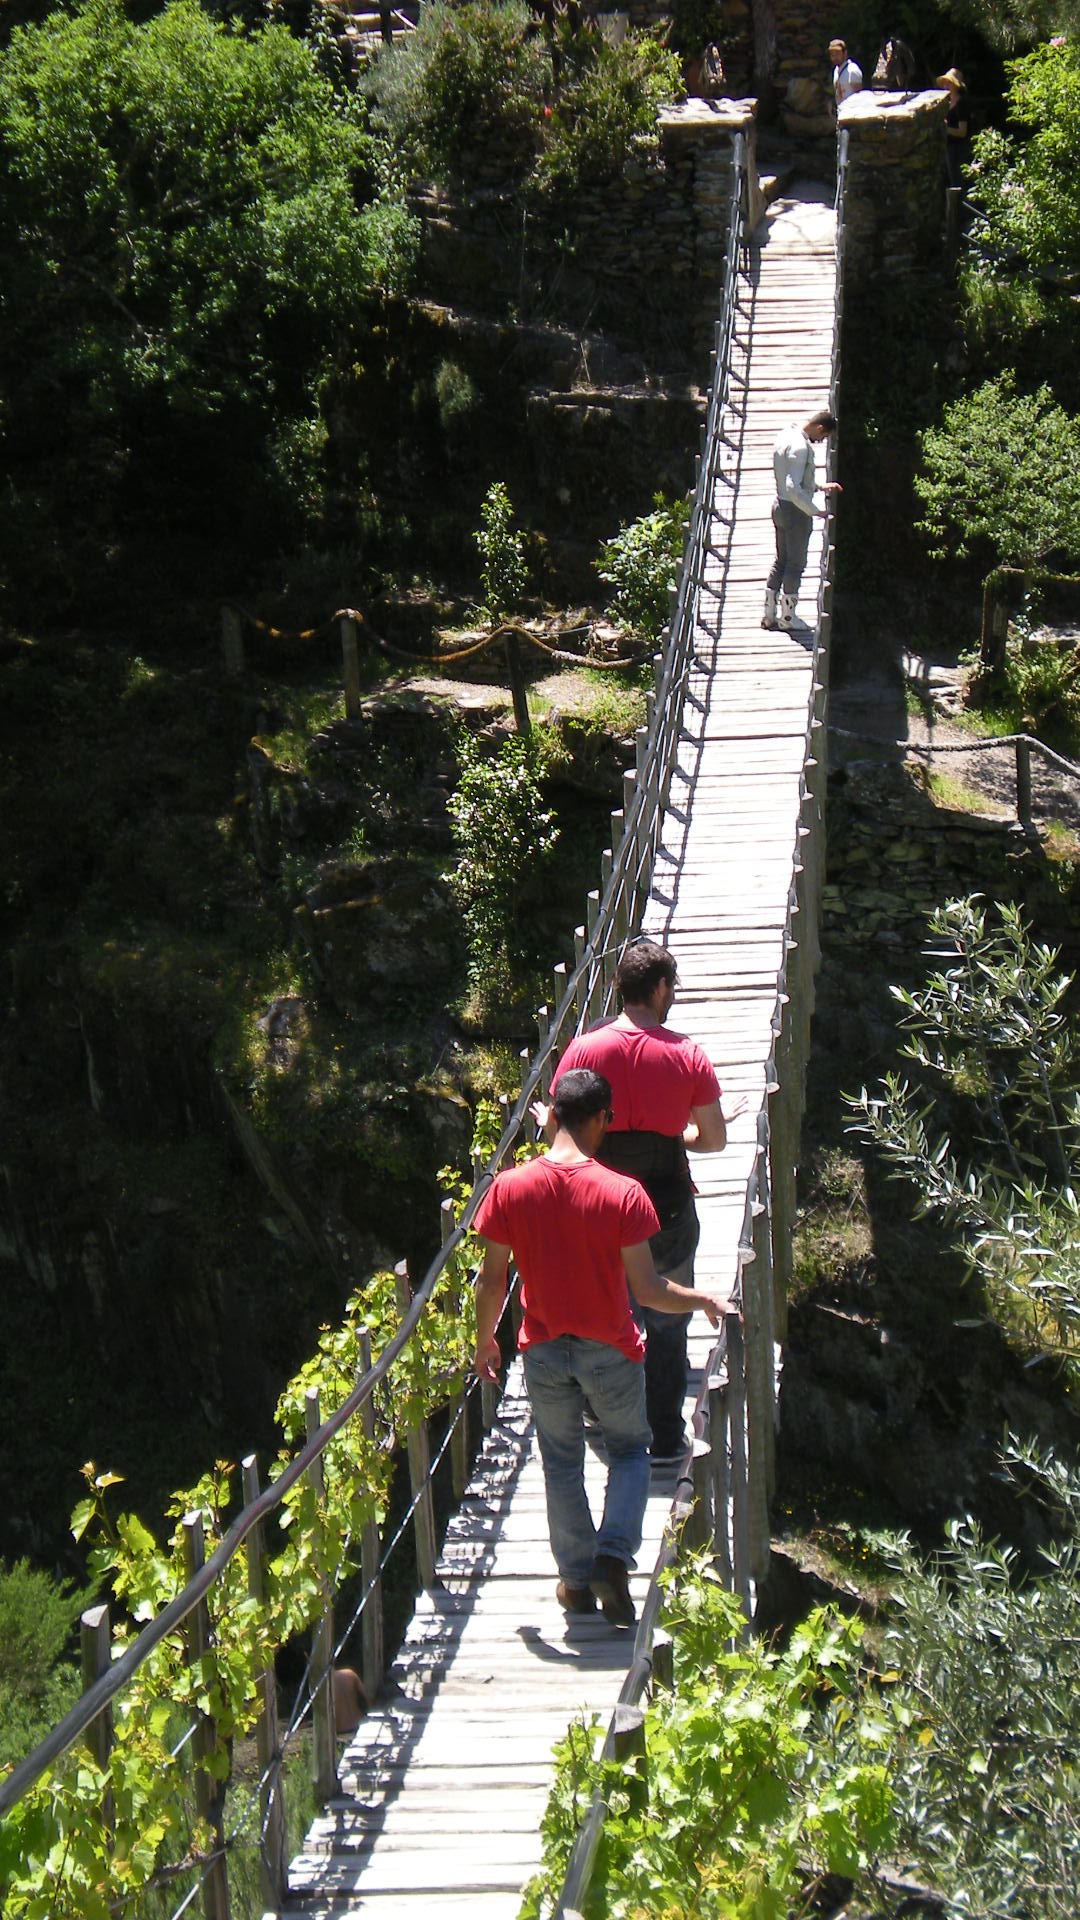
[762,409,840,632]
[472,1069,726,1625]
[546,942,738,1467]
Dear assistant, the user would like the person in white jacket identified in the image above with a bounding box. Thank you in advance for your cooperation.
[829,38,862,108]
[762,410,840,631]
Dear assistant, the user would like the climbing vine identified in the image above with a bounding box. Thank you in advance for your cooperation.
[0,1108,496,1918]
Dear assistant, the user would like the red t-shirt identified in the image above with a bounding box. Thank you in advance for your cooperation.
[472,1154,659,1362]
[552,1022,720,1135]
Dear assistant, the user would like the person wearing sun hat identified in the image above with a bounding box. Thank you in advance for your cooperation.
[937,67,971,187]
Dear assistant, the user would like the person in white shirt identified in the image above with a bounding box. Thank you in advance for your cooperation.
[762,411,841,631]
[829,38,862,109]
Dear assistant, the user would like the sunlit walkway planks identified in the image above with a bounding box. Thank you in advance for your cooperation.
[275,186,838,1920]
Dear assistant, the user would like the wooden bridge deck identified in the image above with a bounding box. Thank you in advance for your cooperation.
[278,186,838,1920]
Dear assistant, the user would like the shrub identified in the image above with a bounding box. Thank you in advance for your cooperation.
[597,491,686,638]
[530,33,681,201]
[915,374,1080,570]
[447,730,559,985]
[364,1,551,188]
[476,481,527,621]
[0,1559,94,1767]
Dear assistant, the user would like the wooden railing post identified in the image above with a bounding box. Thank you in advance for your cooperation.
[303,1391,338,1804]
[612,1704,647,1814]
[356,1327,385,1707]
[80,1604,113,1833]
[443,1197,470,1502]
[181,1513,231,1920]
[221,606,244,678]
[242,1455,286,1909]
[724,1311,752,1627]
[707,1371,732,1588]
[394,1261,438,1591]
[340,615,361,722]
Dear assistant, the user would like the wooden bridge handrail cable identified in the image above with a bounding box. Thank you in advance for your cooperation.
[1,130,847,1920]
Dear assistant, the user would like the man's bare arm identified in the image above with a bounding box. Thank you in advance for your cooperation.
[622,1241,729,1325]
[684,1093,751,1152]
[473,1241,510,1380]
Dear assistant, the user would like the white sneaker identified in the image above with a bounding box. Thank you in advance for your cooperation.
[761,589,778,629]
[776,591,797,630]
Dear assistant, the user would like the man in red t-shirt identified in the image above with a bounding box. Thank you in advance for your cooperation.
[547,939,739,1465]
[473,1067,726,1626]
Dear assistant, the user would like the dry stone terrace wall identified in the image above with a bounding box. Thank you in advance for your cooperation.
[409,101,756,363]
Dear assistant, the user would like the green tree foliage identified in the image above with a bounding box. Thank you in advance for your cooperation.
[447,731,559,984]
[364,4,680,200]
[0,0,416,592]
[970,37,1080,273]
[475,480,527,621]
[943,0,1080,51]
[597,492,686,638]
[915,373,1080,568]
[530,33,682,201]
[364,0,551,188]
[849,895,1080,1373]
[0,1561,94,1767]
[883,1442,1080,1917]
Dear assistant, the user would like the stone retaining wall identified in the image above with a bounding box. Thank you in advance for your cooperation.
[410,100,756,365]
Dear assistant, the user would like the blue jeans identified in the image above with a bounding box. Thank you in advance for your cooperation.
[523,1337,652,1587]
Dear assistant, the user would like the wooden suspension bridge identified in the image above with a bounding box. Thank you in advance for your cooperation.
[273,181,841,1920]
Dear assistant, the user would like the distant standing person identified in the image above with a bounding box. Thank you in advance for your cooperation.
[829,37,862,109]
[762,409,841,632]
[937,68,970,189]
[545,940,739,1466]
[472,1068,727,1626]
[883,34,916,88]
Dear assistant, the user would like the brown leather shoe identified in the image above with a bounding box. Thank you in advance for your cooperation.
[556,1579,597,1614]
[589,1553,635,1627]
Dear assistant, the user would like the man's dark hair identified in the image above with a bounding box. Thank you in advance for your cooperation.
[807,409,838,434]
[552,1068,612,1126]
[614,938,676,1006]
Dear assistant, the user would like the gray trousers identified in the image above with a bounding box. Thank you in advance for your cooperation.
[767,499,812,595]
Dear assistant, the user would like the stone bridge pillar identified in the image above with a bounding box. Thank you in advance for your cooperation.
[838,90,949,291]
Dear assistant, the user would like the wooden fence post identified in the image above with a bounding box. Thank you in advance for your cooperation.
[340,615,361,722]
[1015,736,1032,823]
[394,1261,439,1591]
[181,1513,231,1920]
[356,1327,385,1708]
[650,1631,674,1694]
[442,1198,469,1502]
[504,631,531,736]
[707,1372,732,1588]
[612,1705,647,1814]
[724,1312,752,1627]
[80,1604,113,1834]
[303,1391,338,1804]
[221,606,244,678]
[242,1456,287,1909]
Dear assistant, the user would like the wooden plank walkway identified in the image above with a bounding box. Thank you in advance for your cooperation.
[277,185,838,1920]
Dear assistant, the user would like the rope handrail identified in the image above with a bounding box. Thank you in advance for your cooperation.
[831,721,1080,781]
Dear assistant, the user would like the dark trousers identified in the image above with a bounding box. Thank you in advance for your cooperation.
[767,499,812,595]
[634,1202,700,1454]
